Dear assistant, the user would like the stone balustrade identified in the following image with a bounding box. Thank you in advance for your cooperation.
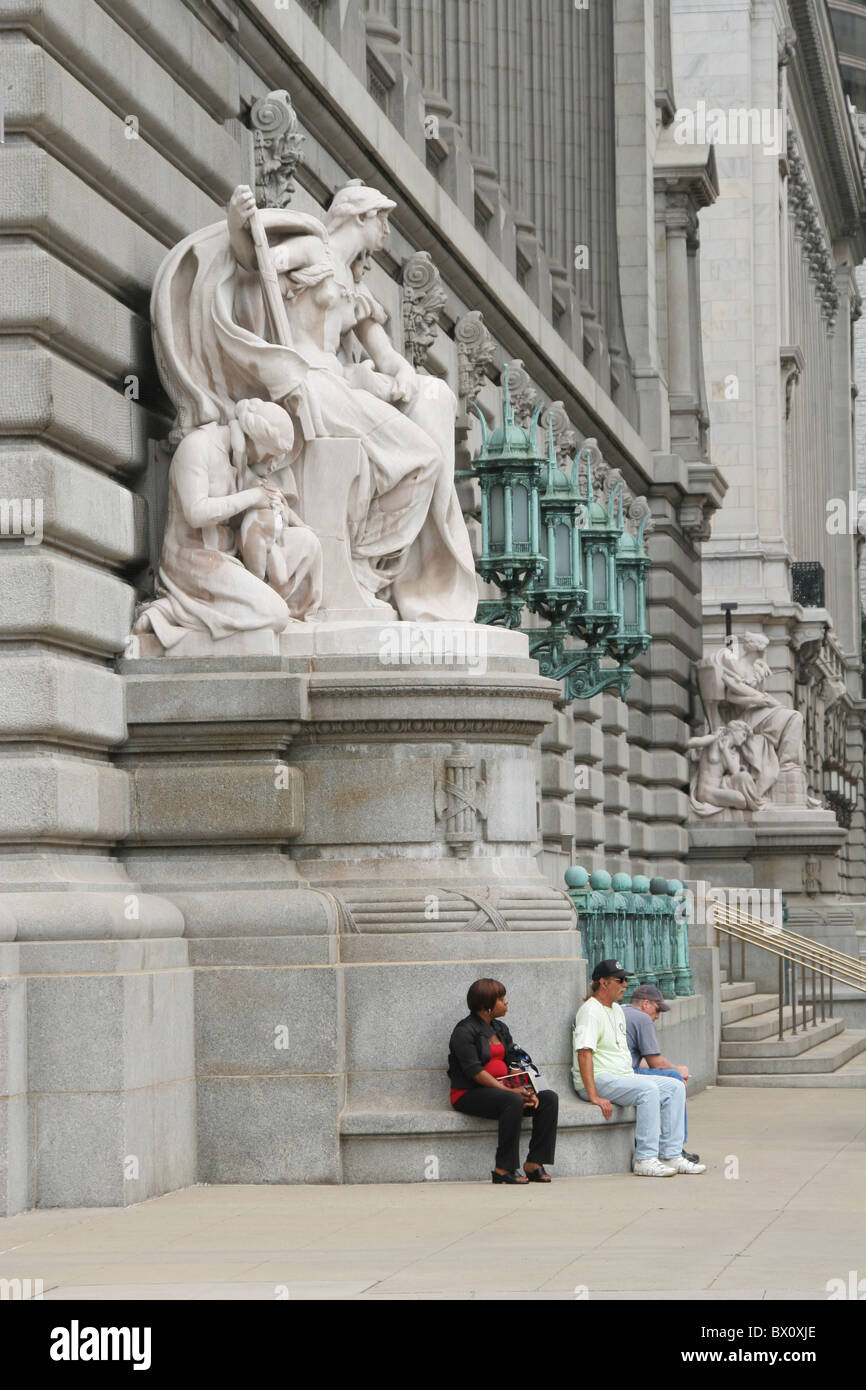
[565,867,694,998]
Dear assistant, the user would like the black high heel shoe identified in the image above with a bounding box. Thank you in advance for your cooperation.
[491,1169,529,1184]
[524,1165,551,1182]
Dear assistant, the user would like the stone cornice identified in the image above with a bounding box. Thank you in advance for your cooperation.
[787,0,866,254]
[654,135,720,211]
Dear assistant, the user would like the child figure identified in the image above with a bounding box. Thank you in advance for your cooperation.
[231,399,323,620]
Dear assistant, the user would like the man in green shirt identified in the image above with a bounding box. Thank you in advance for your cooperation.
[573,959,705,1176]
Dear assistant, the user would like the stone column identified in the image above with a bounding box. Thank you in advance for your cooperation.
[441,0,491,172]
[484,0,526,213]
[363,1,427,159]
[525,0,556,268]
[665,196,693,403]
[396,0,443,98]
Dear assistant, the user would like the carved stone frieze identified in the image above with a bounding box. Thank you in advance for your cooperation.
[305,719,542,741]
[401,251,446,367]
[249,89,305,208]
[787,132,839,330]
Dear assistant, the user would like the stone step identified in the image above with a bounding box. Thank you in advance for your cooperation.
[720,980,757,1002]
[722,1002,820,1041]
[716,1051,866,1088]
[721,991,780,1025]
[717,1029,866,1076]
[720,1017,843,1058]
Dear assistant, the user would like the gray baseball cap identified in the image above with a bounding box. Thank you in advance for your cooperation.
[630,984,670,1012]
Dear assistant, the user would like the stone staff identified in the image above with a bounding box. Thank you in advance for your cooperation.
[248,203,293,349]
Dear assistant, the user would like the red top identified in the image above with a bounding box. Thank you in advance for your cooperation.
[450,1038,509,1104]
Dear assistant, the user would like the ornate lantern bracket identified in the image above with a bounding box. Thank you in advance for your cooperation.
[465,381,652,702]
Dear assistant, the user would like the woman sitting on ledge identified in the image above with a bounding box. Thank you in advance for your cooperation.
[448,978,559,1184]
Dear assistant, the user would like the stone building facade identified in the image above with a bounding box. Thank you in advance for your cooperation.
[672,0,866,907]
[0,0,725,910]
[0,0,731,1210]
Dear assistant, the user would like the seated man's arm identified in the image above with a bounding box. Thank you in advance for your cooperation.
[645,1051,686,1077]
[629,1011,687,1080]
[577,1049,613,1119]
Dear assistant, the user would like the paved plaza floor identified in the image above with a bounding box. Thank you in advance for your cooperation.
[2,1087,864,1301]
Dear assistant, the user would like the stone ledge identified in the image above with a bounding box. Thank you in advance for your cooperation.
[340,1097,636,1136]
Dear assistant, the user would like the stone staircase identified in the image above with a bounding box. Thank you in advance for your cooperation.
[715,973,866,1087]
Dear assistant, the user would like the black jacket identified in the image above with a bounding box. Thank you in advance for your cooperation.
[447,1012,519,1090]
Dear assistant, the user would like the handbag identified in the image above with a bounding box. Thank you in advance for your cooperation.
[506,1045,551,1093]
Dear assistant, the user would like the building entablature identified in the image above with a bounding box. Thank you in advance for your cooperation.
[787,0,866,260]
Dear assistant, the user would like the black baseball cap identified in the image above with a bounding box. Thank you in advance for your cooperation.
[592,958,634,982]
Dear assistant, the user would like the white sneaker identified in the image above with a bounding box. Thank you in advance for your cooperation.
[668,1154,707,1175]
[632,1156,677,1177]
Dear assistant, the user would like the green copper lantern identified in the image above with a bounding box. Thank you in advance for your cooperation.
[466,383,652,699]
[525,418,587,627]
[612,510,651,660]
[467,368,547,628]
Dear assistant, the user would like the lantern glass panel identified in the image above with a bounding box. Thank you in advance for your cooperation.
[623,576,638,628]
[592,549,607,606]
[555,522,571,580]
[513,483,529,545]
[490,483,505,551]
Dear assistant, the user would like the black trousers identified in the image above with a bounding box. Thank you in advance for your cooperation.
[452,1087,559,1173]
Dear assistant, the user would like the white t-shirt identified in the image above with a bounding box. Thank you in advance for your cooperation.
[572,996,633,1089]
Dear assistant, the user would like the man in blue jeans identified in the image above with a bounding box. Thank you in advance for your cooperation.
[623,984,701,1165]
[572,960,706,1177]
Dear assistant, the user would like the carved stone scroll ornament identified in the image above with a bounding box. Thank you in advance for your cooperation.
[627,496,653,538]
[540,401,577,462]
[401,251,446,368]
[502,360,538,429]
[455,310,496,405]
[249,89,305,208]
[573,437,653,539]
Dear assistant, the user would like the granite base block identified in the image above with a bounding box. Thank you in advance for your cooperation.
[194,963,343,1076]
[196,1076,342,1184]
[0,1095,31,1217]
[31,1085,194,1209]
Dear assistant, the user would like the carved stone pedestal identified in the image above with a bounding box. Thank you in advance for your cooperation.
[689,808,845,895]
[108,626,636,1186]
[688,808,860,999]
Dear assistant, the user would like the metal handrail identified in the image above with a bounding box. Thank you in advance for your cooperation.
[718,906,866,984]
[711,904,866,1043]
[713,907,866,989]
